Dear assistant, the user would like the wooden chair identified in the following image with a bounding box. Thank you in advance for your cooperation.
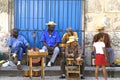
[66,58,82,79]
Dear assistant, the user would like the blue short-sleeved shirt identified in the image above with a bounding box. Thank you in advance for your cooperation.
[7,35,29,50]
[40,30,61,47]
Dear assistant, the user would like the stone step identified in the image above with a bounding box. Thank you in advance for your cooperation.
[0,65,120,77]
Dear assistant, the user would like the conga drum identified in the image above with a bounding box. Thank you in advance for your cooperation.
[76,59,82,65]
[23,67,32,77]
[33,69,40,77]
[66,58,74,65]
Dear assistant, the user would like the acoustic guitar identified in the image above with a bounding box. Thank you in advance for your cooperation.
[32,31,41,65]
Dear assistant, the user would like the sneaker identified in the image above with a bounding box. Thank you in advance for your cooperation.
[1,61,9,67]
[9,61,16,67]
[59,75,66,79]
[47,62,51,67]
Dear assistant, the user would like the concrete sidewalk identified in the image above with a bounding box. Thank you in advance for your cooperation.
[0,76,120,80]
[1,66,120,77]
[0,65,120,80]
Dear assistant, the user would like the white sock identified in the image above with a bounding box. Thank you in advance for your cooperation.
[62,74,65,76]
[13,53,17,57]
[17,61,21,65]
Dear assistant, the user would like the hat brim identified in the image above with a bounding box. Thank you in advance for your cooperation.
[96,25,105,30]
[67,40,76,44]
[97,27,104,30]
[66,41,73,44]
[46,23,57,26]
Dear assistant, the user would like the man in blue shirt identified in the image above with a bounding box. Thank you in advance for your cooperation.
[7,28,30,70]
[40,21,61,67]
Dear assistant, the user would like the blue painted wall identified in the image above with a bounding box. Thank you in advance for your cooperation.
[14,0,82,48]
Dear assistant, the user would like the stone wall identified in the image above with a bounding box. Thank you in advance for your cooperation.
[0,0,9,53]
[0,0,14,53]
[84,0,120,65]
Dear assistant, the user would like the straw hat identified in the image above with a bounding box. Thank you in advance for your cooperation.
[66,36,78,44]
[96,24,105,30]
[46,21,57,26]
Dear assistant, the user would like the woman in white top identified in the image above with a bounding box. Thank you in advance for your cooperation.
[93,33,107,80]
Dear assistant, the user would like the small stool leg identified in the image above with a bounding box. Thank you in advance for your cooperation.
[29,57,33,80]
[41,57,45,80]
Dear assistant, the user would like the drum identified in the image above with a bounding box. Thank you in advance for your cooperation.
[33,69,40,77]
[66,58,74,65]
[76,60,82,65]
[23,70,29,77]
[67,58,82,65]
[23,66,34,77]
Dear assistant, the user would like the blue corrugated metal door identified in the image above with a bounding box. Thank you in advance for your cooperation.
[14,0,82,48]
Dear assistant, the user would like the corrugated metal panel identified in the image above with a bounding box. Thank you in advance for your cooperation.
[14,0,82,48]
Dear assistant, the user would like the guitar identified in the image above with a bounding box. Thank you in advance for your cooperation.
[32,31,41,64]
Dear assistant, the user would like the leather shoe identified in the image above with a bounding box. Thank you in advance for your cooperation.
[110,63,115,67]
[17,64,22,70]
[11,56,15,61]
[81,76,85,79]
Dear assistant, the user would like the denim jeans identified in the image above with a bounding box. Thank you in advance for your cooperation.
[106,48,114,64]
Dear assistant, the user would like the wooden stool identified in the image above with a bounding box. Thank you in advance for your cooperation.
[66,58,82,79]
[28,50,48,80]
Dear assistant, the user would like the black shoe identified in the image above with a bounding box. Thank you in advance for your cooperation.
[110,63,115,67]
[59,75,66,79]
[81,76,85,79]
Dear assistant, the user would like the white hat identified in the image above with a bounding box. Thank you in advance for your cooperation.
[66,36,78,44]
[96,24,106,30]
[46,21,57,26]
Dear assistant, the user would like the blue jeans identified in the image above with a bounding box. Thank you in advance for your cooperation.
[106,48,114,64]
[11,47,26,61]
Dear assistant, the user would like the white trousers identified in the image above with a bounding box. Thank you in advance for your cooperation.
[42,46,60,63]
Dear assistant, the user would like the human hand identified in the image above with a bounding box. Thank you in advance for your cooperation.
[70,53,74,57]
[76,57,81,61]
[27,45,31,50]
[47,46,54,51]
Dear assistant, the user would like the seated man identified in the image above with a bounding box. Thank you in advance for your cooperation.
[92,25,115,66]
[7,28,30,70]
[40,21,61,67]
[61,27,78,57]
[60,36,85,79]
[62,27,78,43]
